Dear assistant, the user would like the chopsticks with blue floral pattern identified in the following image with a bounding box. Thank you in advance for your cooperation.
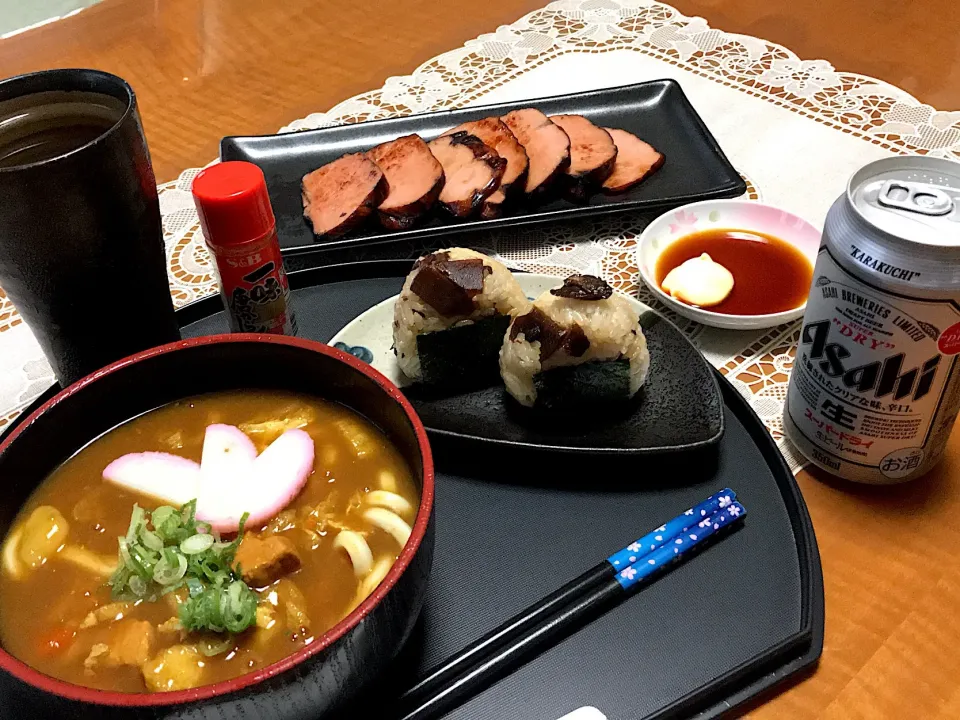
[400,488,746,720]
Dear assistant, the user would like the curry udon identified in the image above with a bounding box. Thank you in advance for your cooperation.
[0,390,419,693]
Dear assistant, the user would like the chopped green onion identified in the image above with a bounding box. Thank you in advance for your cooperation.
[197,634,235,657]
[128,543,157,580]
[108,501,258,634]
[139,528,164,552]
[125,505,146,543]
[151,505,177,527]
[179,579,258,634]
[128,575,147,597]
[181,533,215,555]
[185,576,205,598]
[222,580,257,633]
[118,537,131,566]
[153,551,187,585]
[179,500,200,530]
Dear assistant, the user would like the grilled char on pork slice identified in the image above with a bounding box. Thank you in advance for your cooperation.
[548,114,618,200]
[441,118,529,218]
[301,153,388,238]
[427,132,506,218]
[602,128,665,193]
[501,108,570,195]
[367,134,444,231]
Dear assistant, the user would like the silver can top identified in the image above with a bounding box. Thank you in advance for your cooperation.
[848,156,960,248]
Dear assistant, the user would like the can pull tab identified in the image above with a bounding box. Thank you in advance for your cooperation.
[878,180,954,216]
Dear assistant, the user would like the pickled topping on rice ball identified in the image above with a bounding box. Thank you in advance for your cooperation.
[393,247,529,386]
[500,274,650,409]
[509,308,590,360]
[549,274,614,301]
[409,252,492,316]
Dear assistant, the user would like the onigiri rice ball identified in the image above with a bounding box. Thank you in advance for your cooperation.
[393,247,528,384]
[500,274,650,408]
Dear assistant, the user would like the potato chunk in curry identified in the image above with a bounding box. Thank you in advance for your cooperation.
[84,620,155,670]
[141,645,206,692]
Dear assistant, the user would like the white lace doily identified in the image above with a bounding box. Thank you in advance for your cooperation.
[2,0,958,474]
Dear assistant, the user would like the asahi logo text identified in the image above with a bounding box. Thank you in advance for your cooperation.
[849,245,921,282]
[800,320,940,402]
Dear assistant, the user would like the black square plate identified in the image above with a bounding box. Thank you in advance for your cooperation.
[220,80,745,258]
[405,311,724,454]
[326,272,724,454]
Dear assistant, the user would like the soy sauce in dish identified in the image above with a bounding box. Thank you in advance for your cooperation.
[655,229,813,315]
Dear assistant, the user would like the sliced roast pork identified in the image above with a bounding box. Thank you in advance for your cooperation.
[602,128,665,193]
[367,134,445,230]
[427,131,506,218]
[501,108,570,195]
[548,114,618,200]
[442,118,528,218]
[301,153,387,238]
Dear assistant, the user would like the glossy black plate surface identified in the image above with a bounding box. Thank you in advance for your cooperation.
[405,309,722,454]
[220,80,745,258]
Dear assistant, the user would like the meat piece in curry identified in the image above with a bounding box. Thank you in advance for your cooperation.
[235,534,302,588]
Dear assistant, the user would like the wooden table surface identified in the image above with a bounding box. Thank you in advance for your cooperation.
[2,1,959,718]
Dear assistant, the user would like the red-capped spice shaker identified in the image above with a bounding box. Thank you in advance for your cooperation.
[192,161,297,335]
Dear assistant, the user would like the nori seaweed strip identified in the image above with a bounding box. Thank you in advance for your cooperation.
[416,314,512,386]
[533,359,631,410]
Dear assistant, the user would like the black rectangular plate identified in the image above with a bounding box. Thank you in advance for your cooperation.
[220,80,746,258]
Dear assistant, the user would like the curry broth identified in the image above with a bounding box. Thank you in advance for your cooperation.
[0,391,418,692]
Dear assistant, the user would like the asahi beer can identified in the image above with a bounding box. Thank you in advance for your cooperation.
[784,156,960,483]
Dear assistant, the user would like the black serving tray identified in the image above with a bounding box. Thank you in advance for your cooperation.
[1,261,822,720]
[220,80,746,259]
[182,261,823,719]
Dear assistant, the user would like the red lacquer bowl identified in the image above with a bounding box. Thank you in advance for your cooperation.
[0,334,435,718]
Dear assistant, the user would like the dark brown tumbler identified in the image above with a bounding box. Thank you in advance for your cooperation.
[0,69,180,387]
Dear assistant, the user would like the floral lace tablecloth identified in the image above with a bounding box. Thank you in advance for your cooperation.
[2,0,959,470]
